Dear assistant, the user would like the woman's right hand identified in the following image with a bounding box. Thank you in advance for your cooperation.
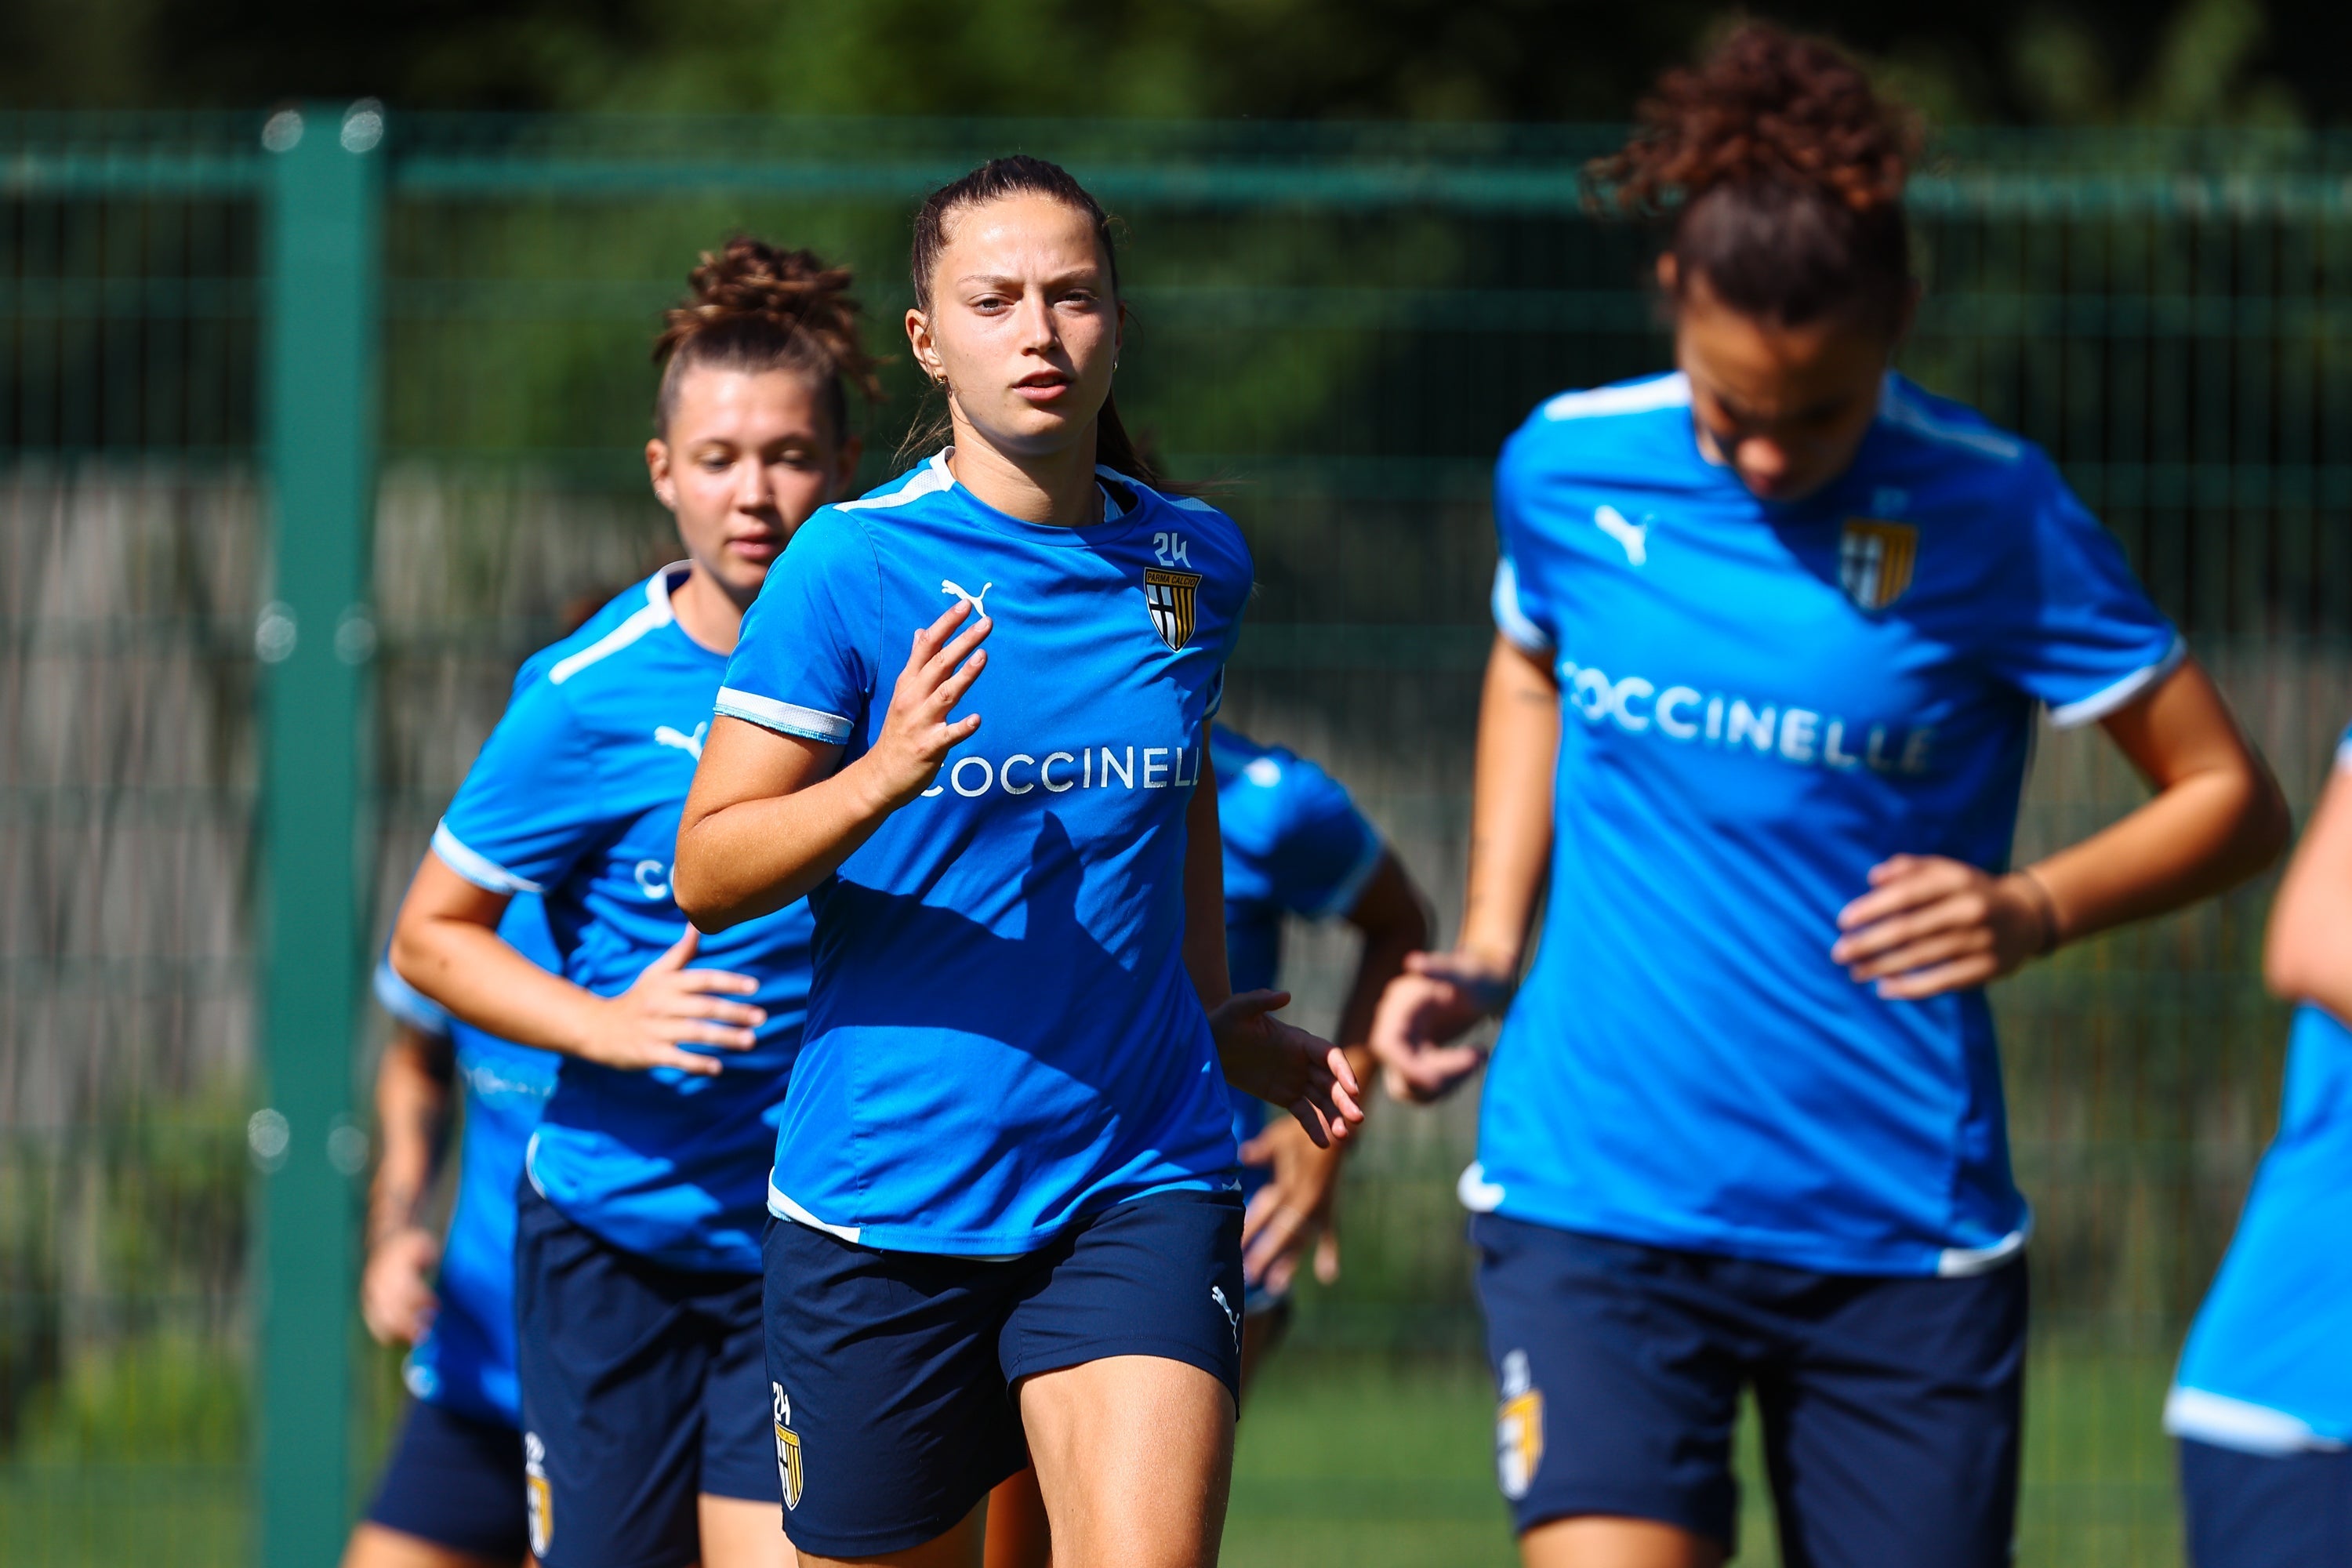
[575,927,765,1076]
[855,600,992,812]
[360,1225,441,1346]
[1369,949,1514,1103]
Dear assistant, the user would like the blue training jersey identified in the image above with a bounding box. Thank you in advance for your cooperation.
[2167,724,2352,1453]
[716,452,1248,1255]
[373,896,559,1428]
[433,566,812,1274]
[1212,724,1385,1200]
[1471,371,2181,1276]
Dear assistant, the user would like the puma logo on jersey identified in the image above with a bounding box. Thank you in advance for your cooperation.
[1594,506,1649,566]
[654,722,706,760]
[941,579,993,619]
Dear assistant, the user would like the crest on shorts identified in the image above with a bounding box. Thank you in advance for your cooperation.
[1494,1350,1544,1502]
[524,1431,554,1556]
[1143,568,1201,652]
[773,1383,804,1511]
[1838,518,1918,612]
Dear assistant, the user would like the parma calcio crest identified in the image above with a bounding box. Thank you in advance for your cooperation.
[773,1383,804,1511]
[1143,568,1201,651]
[1838,518,1918,612]
[524,1431,554,1556]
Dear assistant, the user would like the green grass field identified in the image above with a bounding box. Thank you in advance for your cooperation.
[0,1345,2183,1565]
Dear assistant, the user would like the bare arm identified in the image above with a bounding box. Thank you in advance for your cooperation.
[1189,725,1363,1149]
[1369,633,1559,1101]
[1457,636,1561,972]
[1835,658,2291,998]
[390,855,761,1076]
[361,1022,452,1345]
[1240,850,1433,1290]
[675,601,990,930]
[2265,753,2352,1021]
[1336,853,1436,1060]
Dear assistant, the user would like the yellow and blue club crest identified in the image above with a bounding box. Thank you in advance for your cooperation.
[1494,1349,1544,1502]
[773,1383,804,1511]
[524,1432,554,1557]
[1838,518,1918,612]
[1143,568,1201,651]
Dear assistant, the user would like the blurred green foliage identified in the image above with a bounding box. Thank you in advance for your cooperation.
[0,0,2339,129]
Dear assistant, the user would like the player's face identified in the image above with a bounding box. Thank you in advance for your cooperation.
[646,368,856,607]
[1672,269,1893,504]
[909,193,1121,462]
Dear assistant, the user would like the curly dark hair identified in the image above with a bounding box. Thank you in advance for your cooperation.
[1595,23,1922,333]
[652,237,884,440]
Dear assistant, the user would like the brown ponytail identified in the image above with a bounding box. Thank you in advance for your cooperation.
[654,238,883,442]
[902,154,1172,489]
[1594,23,1921,336]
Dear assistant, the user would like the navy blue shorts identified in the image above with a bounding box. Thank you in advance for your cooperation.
[514,1182,776,1568]
[2180,1438,2352,1567]
[1473,1214,2025,1567]
[764,1186,1244,1559]
[365,1396,528,1562]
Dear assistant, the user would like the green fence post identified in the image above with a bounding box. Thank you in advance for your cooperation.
[256,99,383,1568]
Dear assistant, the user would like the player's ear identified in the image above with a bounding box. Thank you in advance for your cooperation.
[645,437,678,513]
[905,307,942,385]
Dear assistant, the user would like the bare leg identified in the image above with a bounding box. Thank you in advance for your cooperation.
[1021,1356,1232,1568]
[341,1522,519,1568]
[790,1497,986,1568]
[1520,1517,1726,1568]
[699,1493,793,1568]
[982,1471,1051,1568]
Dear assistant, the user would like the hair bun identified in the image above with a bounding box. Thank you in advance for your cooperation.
[1599,23,1917,217]
[652,235,883,434]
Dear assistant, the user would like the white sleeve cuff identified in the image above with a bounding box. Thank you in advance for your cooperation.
[714,687,854,743]
[430,821,544,895]
[2047,635,2187,729]
[1490,557,1552,655]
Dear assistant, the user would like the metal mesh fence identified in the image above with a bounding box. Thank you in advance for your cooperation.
[2,111,2347,1565]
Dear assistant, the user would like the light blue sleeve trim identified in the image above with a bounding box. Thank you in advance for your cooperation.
[1491,557,1552,654]
[372,958,451,1037]
[1456,1161,1505,1212]
[2336,731,2352,773]
[2047,634,2188,729]
[430,821,544,895]
[768,1179,864,1246]
[1308,831,1388,920]
[1934,1221,2029,1277]
[2164,1387,2347,1455]
[714,687,854,743]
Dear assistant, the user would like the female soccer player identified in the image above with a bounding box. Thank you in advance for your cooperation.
[2167,718,2352,1566]
[1370,27,2289,1568]
[390,238,877,1568]
[984,726,1432,1565]
[347,907,556,1568]
[673,157,1361,1568]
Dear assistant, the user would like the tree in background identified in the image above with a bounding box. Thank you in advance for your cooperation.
[0,0,2324,127]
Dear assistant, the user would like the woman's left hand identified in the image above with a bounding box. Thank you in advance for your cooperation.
[1832,855,2053,1000]
[1239,1116,1347,1295]
[1210,989,1364,1149]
